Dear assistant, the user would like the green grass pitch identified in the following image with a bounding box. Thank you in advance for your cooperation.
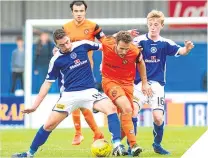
[1,127,207,157]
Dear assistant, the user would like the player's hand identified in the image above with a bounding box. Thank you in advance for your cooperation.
[127,29,139,38]
[142,83,153,97]
[184,40,194,52]
[21,107,37,114]
[53,47,59,55]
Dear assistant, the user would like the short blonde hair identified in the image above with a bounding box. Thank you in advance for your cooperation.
[147,10,165,25]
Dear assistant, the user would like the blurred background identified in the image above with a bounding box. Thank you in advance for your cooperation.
[0,1,207,128]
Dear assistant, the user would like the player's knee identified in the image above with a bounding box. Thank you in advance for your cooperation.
[122,105,133,114]
[132,102,140,117]
[153,115,163,126]
[105,102,117,114]
[43,123,56,131]
[94,99,117,115]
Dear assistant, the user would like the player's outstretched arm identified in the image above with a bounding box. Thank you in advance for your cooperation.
[178,40,194,55]
[22,81,52,114]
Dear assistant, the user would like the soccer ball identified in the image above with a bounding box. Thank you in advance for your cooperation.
[91,139,112,157]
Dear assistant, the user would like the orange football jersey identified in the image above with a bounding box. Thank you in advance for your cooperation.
[101,37,141,84]
[63,19,103,42]
[63,19,104,67]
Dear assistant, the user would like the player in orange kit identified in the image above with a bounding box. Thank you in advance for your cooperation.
[63,1,105,145]
[100,31,153,156]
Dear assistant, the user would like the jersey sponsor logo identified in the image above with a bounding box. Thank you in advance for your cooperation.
[151,47,157,53]
[84,29,89,34]
[145,56,160,63]
[105,63,121,69]
[69,60,88,70]
[70,52,77,59]
[122,59,128,64]
[55,104,65,109]
[74,59,80,64]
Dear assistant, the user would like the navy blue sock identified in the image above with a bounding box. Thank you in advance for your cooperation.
[153,121,164,145]
[132,117,138,135]
[29,125,52,155]
[107,113,121,143]
[127,117,138,151]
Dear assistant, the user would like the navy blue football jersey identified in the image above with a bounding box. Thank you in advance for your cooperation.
[133,34,181,86]
[46,40,101,92]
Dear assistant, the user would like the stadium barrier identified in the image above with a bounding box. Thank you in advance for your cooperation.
[0,93,207,128]
[138,92,208,127]
[0,96,24,128]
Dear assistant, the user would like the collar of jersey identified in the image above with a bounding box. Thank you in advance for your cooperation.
[73,19,86,27]
[146,33,161,42]
[59,50,71,55]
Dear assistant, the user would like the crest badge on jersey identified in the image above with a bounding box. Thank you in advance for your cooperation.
[94,43,99,47]
[151,47,157,53]
[70,52,77,59]
[84,29,89,35]
[100,31,105,37]
[111,90,117,97]
[122,59,128,64]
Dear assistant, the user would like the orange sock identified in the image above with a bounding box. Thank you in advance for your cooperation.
[82,109,101,136]
[72,109,81,135]
[121,127,126,140]
[121,113,136,148]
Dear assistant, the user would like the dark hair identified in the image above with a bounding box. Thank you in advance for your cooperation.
[16,36,23,41]
[70,1,87,11]
[53,29,66,44]
[115,31,132,44]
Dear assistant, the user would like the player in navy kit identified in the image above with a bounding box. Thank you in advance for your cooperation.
[12,29,126,157]
[128,10,194,155]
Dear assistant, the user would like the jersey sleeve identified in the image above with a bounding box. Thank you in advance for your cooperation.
[132,45,142,63]
[83,40,102,51]
[166,39,181,57]
[45,56,60,82]
[93,24,105,40]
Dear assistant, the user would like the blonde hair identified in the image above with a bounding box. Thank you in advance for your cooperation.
[147,10,165,25]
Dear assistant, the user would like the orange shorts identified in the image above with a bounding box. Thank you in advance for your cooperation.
[102,78,134,107]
